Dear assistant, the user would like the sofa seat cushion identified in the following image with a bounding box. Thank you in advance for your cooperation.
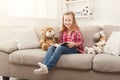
[9,49,46,66]
[9,49,95,70]
[93,54,120,72]
[57,54,95,70]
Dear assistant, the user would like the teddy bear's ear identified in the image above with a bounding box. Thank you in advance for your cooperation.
[40,28,45,32]
[40,28,46,35]
[40,28,44,31]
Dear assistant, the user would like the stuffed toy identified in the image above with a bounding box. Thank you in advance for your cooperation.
[39,26,57,51]
[85,26,106,54]
[93,27,106,54]
[84,47,96,54]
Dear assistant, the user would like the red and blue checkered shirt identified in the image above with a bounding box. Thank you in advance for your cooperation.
[60,30,84,53]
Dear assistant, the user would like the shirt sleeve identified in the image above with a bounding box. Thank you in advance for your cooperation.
[75,31,84,53]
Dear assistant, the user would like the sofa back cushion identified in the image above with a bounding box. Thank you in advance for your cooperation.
[103,25,120,40]
[1,25,120,49]
[75,25,120,48]
[80,26,100,47]
[11,28,40,50]
[0,29,14,42]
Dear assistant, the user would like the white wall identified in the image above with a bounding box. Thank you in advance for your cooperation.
[77,0,120,26]
[0,0,120,28]
[93,0,120,26]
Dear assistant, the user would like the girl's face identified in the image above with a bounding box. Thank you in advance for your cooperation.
[63,14,73,29]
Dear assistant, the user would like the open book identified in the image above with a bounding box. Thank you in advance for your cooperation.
[50,42,68,47]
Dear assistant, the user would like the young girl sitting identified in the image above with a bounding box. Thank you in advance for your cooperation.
[33,11,84,75]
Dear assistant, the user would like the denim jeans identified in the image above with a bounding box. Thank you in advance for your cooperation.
[43,45,78,70]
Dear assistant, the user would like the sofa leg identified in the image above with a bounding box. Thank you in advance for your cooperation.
[2,76,9,80]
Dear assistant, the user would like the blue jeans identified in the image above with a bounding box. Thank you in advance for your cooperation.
[43,45,78,70]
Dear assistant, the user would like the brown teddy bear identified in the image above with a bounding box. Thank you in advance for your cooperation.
[40,26,57,51]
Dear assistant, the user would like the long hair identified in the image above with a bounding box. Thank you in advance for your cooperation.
[60,11,80,32]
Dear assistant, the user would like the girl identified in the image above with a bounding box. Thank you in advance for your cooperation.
[33,11,84,75]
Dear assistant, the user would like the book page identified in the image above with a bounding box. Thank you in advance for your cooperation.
[50,43,68,47]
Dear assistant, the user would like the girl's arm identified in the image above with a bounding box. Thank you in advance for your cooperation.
[68,31,84,48]
[65,29,84,52]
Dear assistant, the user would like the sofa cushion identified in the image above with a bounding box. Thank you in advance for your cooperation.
[11,28,40,50]
[103,25,120,40]
[80,26,100,47]
[9,49,95,70]
[9,49,46,66]
[93,54,120,72]
[56,54,95,70]
[0,39,17,53]
[104,31,120,56]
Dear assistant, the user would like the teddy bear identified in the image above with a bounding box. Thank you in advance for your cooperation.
[93,27,106,54]
[39,26,57,51]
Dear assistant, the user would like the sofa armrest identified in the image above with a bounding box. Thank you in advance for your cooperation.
[0,39,18,54]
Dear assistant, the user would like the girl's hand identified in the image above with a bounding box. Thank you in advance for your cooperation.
[67,42,78,48]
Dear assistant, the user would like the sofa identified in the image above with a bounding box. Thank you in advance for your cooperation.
[0,25,120,80]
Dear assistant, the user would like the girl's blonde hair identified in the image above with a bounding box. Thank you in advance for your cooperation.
[60,11,80,32]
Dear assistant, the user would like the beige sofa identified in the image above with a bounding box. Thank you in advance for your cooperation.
[1,25,120,80]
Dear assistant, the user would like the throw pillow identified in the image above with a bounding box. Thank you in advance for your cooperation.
[0,39,18,53]
[12,28,40,50]
[104,31,120,56]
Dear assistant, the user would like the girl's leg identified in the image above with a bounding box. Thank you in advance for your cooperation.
[46,46,78,70]
[34,46,78,75]
[43,46,56,64]
[33,46,56,75]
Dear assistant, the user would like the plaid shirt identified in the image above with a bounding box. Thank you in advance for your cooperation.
[60,30,84,53]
